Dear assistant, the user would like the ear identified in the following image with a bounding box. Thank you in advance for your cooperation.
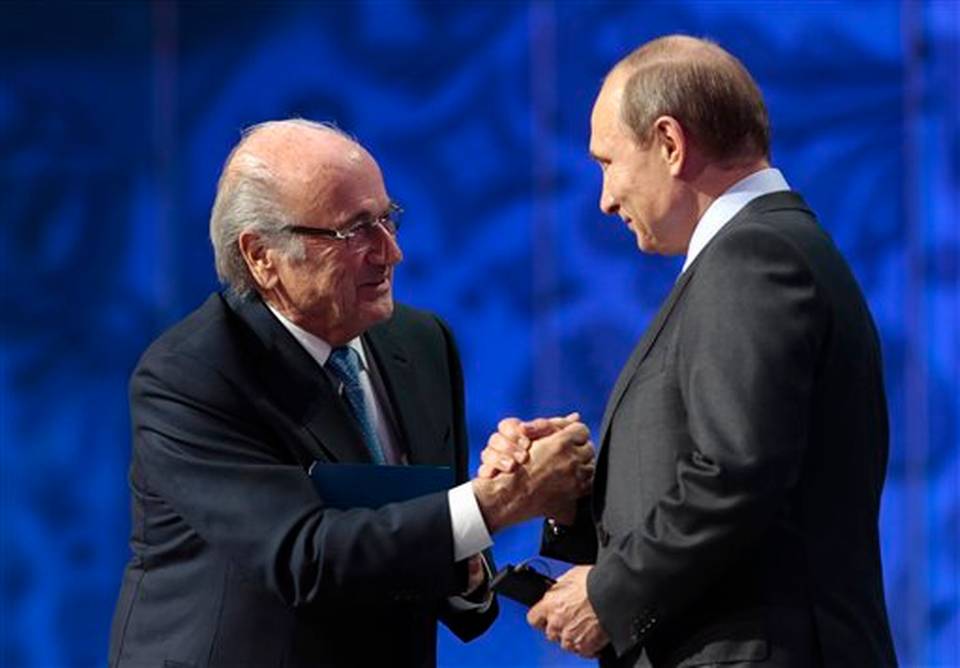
[238,230,279,291]
[651,115,687,177]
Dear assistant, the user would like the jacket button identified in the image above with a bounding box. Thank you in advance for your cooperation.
[546,518,566,538]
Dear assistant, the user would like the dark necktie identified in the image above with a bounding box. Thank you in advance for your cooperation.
[326,346,386,464]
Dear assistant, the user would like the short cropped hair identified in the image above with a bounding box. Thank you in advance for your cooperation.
[617,35,770,163]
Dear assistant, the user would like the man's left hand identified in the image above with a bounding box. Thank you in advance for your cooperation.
[527,565,609,658]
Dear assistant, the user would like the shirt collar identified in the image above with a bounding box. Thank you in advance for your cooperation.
[266,304,367,371]
[681,167,790,274]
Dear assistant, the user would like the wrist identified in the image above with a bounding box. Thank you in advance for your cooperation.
[472,476,521,533]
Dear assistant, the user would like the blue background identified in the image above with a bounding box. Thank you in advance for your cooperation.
[1,1,957,666]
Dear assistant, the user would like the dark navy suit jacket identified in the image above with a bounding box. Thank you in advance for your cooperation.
[109,293,496,667]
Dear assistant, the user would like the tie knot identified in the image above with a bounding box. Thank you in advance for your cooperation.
[326,346,362,386]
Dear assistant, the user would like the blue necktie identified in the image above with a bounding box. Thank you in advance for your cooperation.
[326,346,386,464]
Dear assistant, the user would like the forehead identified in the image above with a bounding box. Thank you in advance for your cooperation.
[315,153,386,206]
[589,74,630,154]
[294,143,389,224]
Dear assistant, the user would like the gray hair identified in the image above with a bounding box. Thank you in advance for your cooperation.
[209,119,357,297]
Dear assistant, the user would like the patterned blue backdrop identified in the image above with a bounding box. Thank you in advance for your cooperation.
[1,2,957,666]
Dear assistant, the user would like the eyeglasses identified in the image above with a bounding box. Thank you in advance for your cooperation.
[281,202,402,246]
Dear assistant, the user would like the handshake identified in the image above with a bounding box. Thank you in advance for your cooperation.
[471,413,609,659]
[471,412,595,533]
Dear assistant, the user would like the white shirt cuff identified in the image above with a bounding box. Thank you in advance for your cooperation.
[447,481,493,562]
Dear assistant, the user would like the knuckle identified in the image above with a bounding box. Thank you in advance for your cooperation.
[498,417,520,434]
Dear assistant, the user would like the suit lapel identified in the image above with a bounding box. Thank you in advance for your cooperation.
[598,267,697,445]
[226,293,372,464]
[364,321,447,466]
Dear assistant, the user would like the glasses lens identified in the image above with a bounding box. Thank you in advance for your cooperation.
[380,205,401,235]
[378,217,397,236]
[339,205,402,249]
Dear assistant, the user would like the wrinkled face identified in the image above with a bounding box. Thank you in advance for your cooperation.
[270,149,403,343]
[589,74,685,255]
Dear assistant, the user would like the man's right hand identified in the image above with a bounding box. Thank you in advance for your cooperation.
[471,418,595,533]
[477,413,580,478]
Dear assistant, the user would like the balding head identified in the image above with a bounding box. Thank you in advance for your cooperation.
[610,35,769,164]
[210,119,380,296]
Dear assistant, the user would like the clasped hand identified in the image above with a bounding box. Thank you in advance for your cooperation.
[529,565,608,658]
[477,414,608,658]
[477,413,594,523]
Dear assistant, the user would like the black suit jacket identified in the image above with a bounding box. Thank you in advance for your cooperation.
[109,292,496,668]
[544,192,896,667]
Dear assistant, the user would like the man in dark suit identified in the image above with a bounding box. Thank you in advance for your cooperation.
[108,119,594,668]
[481,36,897,666]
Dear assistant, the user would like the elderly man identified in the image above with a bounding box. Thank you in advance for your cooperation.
[483,36,896,666]
[108,119,594,668]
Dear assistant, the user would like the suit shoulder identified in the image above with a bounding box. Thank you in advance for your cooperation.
[697,222,805,279]
[390,302,442,325]
[698,205,831,283]
[134,293,247,380]
[386,303,452,339]
[711,200,865,298]
[140,292,227,352]
[722,197,842,262]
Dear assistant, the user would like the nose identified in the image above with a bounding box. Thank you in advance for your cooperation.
[367,225,403,266]
[599,175,618,215]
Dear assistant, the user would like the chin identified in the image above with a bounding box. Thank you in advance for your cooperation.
[364,297,395,325]
[635,234,658,254]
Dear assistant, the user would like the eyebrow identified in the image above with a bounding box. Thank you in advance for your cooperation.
[341,201,396,228]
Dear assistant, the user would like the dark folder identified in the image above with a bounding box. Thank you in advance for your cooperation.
[308,462,456,510]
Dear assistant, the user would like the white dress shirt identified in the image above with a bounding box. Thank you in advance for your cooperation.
[266,306,493,565]
[681,168,791,274]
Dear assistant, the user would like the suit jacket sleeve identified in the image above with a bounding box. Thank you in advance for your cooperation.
[130,344,463,609]
[587,224,825,654]
[539,496,599,565]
